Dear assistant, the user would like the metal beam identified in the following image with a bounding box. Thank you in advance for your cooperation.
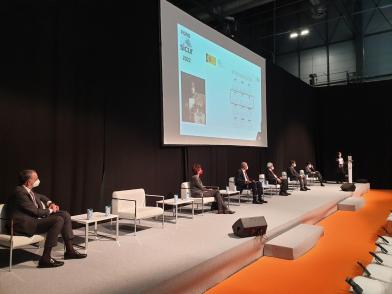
[196,0,275,22]
[371,0,392,29]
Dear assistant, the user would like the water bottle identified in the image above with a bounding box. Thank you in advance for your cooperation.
[174,194,178,203]
[185,190,190,200]
[105,205,111,216]
[87,208,93,220]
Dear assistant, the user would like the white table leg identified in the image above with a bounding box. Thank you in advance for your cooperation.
[85,223,89,254]
[192,201,194,219]
[94,221,98,239]
[115,217,119,241]
[175,205,178,223]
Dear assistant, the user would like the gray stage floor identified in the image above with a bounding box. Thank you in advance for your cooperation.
[0,183,369,294]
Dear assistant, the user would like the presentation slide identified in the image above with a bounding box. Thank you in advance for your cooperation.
[161,0,267,147]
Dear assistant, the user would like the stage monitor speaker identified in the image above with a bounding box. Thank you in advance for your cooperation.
[341,183,356,191]
[232,216,267,238]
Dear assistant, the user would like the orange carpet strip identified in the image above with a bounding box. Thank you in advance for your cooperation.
[207,190,392,294]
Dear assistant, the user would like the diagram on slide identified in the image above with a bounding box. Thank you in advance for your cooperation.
[229,71,255,128]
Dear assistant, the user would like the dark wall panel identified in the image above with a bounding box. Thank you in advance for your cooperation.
[0,1,317,214]
[317,81,392,188]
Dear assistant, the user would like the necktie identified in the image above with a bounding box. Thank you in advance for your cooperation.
[29,191,39,208]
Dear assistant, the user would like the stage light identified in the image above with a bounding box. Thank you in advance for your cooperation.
[300,29,309,36]
[290,32,298,39]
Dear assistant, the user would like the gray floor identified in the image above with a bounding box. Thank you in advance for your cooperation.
[0,183,369,294]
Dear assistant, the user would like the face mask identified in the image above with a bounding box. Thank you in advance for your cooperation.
[33,179,40,188]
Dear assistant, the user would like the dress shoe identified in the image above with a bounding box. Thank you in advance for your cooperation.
[259,199,268,203]
[252,200,263,204]
[321,183,325,186]
[224,210,235,214]
[305,187,311,190]
[279,192,289,196]
[300,188,307,191]
[37,258,64,268]
[64,250,87,260]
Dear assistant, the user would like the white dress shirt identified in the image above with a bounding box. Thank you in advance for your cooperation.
[242,169,249,182]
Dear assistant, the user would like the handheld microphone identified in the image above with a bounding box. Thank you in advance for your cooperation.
[345,277,363,294]
[375,243,388,254]
[369,251,384,264]
[377,234,389,244]
[356,261,371,277]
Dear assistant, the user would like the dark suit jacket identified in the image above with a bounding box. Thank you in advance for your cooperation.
[265,168,279,184]
[287,166,300,179]
[190,175,206,197]
[6,186,51,236]
[235,169,248,187]
[305,166,316,174]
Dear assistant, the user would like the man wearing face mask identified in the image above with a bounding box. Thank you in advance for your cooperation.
[305,162,325,186]
[6,169,87,268]
[235,162,267,204]
[190,163,234,214]
[287,160,310,191]
[265,162,290,196]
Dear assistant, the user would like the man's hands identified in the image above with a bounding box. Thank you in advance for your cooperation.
[49,203,60,213]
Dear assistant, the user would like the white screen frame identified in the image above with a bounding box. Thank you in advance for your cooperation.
[160,0,268,147]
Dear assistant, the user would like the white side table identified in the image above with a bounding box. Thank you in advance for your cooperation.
[156,198,194,223]
[71,212,119,253]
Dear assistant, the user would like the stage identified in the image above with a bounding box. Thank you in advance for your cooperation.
[0,183,369,294]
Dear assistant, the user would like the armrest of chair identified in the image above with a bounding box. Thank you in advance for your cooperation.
[205,185,219,190]
[112,198,137,218]
[145,194,165,210]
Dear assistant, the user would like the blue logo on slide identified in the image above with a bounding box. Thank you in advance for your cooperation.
[180,30,193,55]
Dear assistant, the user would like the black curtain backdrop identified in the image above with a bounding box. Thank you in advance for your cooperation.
[1,1,318,214]
[317,80,392,189]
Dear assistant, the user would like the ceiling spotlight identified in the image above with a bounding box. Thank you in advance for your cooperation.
[290,32,298,38]
[301,29,309,36]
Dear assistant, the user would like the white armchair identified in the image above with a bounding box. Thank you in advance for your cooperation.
[259,174,280,195]
[0,204,45,271]
[282,171,299,190]
[180,182,215,215]
[112,189,164,235]
[228,177,251,203]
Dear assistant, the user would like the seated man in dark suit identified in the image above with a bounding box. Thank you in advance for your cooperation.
[6,169,87,268]
[305,162,325,186]
[265,162,290,196]
[190,163,234,214]
[235,162,267,204]
[287,160,310,191]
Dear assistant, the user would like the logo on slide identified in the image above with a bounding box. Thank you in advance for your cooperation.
[205,53,216,65]
[180,30,193,55]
